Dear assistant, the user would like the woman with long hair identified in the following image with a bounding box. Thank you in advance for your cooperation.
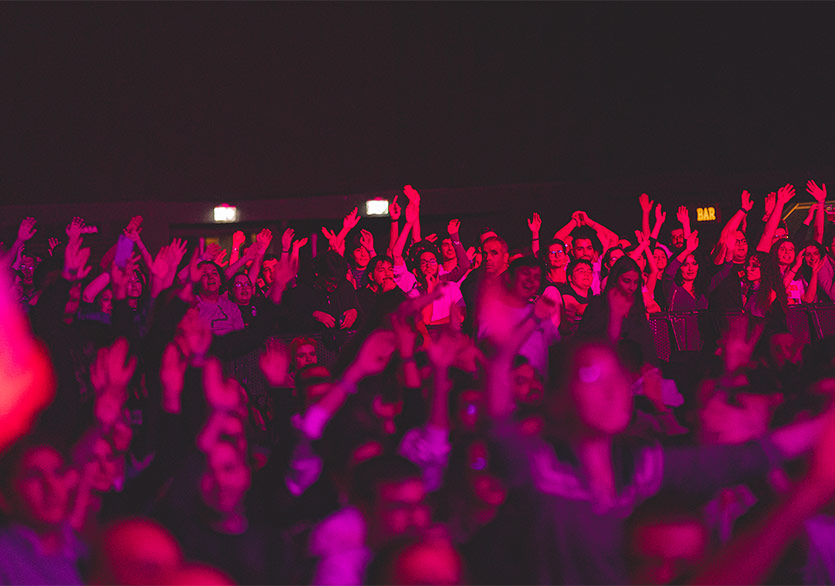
[663,231,707,312]
[770,239,806,305]
[743,251,788,329]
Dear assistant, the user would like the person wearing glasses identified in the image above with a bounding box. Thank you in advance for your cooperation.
[229,272,260,328]
[541,238,569,289]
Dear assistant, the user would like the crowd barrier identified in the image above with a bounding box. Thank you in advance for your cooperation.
[648,304,835,362]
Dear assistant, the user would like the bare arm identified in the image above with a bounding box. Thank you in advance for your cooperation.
[651,203,666,240]
[82,272,111,303]
[388,195,401,257]
[757,184,795,252]
[528,212,542,256]
[713,191,753,264]
[554,217,579,242]
[639,193,653,239]
[404,185,422,242]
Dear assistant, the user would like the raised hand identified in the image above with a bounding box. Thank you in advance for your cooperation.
[202,358,243,413]
[214,249,228,267]
[90,338,137,399]
[63,236,91,281]
[48,237,61,257]
[654,203,666,225]
[676,205,690,226]
[404,200,419,224]
[259,339,290,387]
[281,228,295,252]
[321,226,337,246]
[123,216,143,242]
[403,184,421,204]
[741,190,754,212]
[639,193,654,213]
[17,217,36,242]
[340,308,358,329]
[292,236,309,253]
[343,207,361,231]
[360,229,374,252]
[204,242,222,262]
[807,180,827,204]
[425,233,438,243]
[169,238,187,268]
[312,310,336,328]
[777,183,796,206]
[389,195,402,220]
[232,230,246,249]
[685,229,700,252]
[526,213,540,235]
[188,240,206,284]
[573,211,589,226]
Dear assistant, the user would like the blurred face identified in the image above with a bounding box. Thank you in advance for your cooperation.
[456,390,483,433]
[200,264,221,293]
[467,442,507,508]
[99,289,114,315]
[510,266,541,300]
[512,363,542,405]
[805,245,822,267]
[126,272,143,299]
[681,255,699,282]
[829,235,835,258]
[97,520,183,586]
[371,479,430,544]
[261,259,277,284]
[573,238,595,261]
[482,241,508,275]
[352,246,370,269]
[294,343,317,370]
[419,252,439,278]
[231,274,253,305]
[617,270,641,298]
[746,255,761,283]
[774,227,788,241]
[607,249,625,270]
[370,260,395,292]
[671,229,685,250]
[12,446,75,529]
[630,521,707,585]
[567,346,632,436]
[777,241,795,266]
[89,437,119,493]
[441,239,456,261]
[65,282,82,319]
[653,249,668,271]
[200,443,250,515]
[19,255,37,285]
[571,263,593,290]
[732,231,748,263]
[548,243,568,269]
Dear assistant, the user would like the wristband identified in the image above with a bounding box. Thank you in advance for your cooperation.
[532,237,540,241]
[740,208,750,215]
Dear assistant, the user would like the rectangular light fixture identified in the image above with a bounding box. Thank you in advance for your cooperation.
[365,199,389,216]
[213,204,238,223]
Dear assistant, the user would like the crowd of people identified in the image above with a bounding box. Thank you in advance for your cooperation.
[2,181,835,584]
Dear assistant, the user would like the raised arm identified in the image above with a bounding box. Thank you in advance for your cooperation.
[639,193,654,238]
[713,190,753,264]
[807,180,827,244]
[528,212,542,256]
[392,203,417,265]
[675,205,692,240]
[247,229,272,286]
[404,185,422,242]
[229,230,245,265]
[3,217,36,269]
[441,218,472,282]
[82,271,111,303]
[554,215,579,242]
[580,211,619,252]
[651,203,666,241]
[757,184,795,252]
[122,216,153,269]
[387,195,401,257]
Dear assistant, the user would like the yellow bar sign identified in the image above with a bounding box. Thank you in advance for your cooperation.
[696,207,716,222]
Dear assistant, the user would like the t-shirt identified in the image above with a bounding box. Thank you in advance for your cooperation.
[197,294,245,335]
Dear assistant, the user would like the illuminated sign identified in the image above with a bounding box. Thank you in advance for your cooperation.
[365,199,390,216]
[213,204,238,223]
[696,207,717,222]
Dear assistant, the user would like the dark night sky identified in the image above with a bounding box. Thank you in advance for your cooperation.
[3,2,835,205]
